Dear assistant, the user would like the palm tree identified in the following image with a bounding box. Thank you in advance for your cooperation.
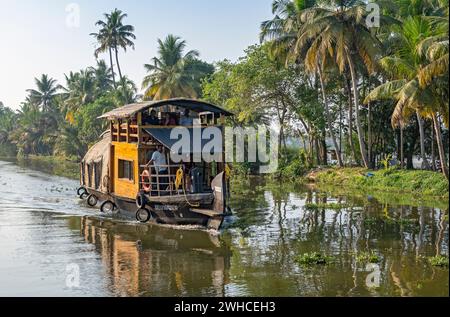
[26,74,59,113]
[293,0,396,168]
[109,9,136,81]
[366,17,436,169]
[62,69,97,124]
[89,60,114,92]
[141,35,202,100]
[91,9,136,85]
[260,0,345,166]
[91,23,116,86]
[10,102,48,156]
[116,76,137,104]
[417,14,449,177]
[0,102,16,145]
[365,15,449,178]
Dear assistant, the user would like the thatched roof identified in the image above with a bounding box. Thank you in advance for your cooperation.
[82,131,111,164]
[98,98,233,120]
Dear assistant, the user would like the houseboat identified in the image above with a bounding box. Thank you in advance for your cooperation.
[77,98,233,230]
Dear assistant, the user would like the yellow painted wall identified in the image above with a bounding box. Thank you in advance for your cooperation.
[113,142,139,199]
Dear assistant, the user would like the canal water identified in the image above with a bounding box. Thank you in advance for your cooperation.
[0,160,448,296]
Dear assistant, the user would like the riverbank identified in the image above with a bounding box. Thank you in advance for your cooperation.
[3,156,448,207]
[0,155,80,180]
[307,167,449,199]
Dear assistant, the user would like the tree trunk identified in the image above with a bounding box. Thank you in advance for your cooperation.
[400,126,404,169]
[344,75,357,164]
[314,137,321,165]
[115,47,123,82]
[109,47,116,88]
[368,102,373,169]
[432,113,449,179]
[416,112,430,170]
[431,125,436,171]
[321,129,328,165]
[347,53,369,168]
[318,68,343,167]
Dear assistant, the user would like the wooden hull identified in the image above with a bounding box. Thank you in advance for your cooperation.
[80,171,229,231]
[113,196,225,230]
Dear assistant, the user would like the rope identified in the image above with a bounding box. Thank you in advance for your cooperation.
[225,164,231,180]
[175,167,199,208]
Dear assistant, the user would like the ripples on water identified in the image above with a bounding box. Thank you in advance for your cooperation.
[0,160,448,296]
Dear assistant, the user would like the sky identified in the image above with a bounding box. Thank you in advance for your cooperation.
[0,0,274,110]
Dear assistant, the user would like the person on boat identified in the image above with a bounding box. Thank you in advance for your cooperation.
[143,110,160,125]
[163,112,178,126]
[146,145,168,193]
[179,109,194,126]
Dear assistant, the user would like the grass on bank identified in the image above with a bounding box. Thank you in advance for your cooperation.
[310,167,449,198]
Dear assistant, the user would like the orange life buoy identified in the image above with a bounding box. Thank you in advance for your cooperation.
[141,169,152,193]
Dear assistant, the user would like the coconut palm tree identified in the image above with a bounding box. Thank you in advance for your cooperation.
[91,24,116,87]
[91,9,136,85]
[0,102,15,145]
[89,60,114,93]
[10,102,48,156]
[62,69,97,124]
[366,17,436,169]
[116,76,137,104]
[141,35,202,100]
[365,15,449,178]
[26,74,59,113]
[293,0,396,168]
[261,0,345,167]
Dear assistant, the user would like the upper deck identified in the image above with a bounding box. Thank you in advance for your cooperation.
[98,98,233,146]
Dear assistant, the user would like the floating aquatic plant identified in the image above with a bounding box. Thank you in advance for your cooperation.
[304,203,351,210]
[356,251,380,264]
[428,255,449,267]
[295,252,334,266]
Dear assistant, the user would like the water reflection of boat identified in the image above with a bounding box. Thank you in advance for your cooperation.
[80,216,231,296]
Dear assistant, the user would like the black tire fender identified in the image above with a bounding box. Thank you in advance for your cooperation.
[100,200,117,213]
[87,194,98,207]
[136,208,151,223]
[136,192,148,209]
[77,187,87,197]
[79,191,89,199]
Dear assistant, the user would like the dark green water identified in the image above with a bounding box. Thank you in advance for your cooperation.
[0,160,448,296]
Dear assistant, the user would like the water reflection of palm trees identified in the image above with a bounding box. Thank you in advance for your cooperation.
[80,217,231,296]
[229,182,448,296]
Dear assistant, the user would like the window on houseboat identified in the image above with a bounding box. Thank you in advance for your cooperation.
[87,164,93,188]
[94,161,102,189]
[118,159,134,181]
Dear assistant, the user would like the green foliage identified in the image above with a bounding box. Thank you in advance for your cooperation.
[304,202,351,210]
[381,154,393,170]
[276,148,310,179]
[313,168,449,198]
[356,251,381,264]
[142,34,212,100]
[0,102,17,156]
[203,44,303,126]
[295,252,334,266]
[428,255,449,267]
